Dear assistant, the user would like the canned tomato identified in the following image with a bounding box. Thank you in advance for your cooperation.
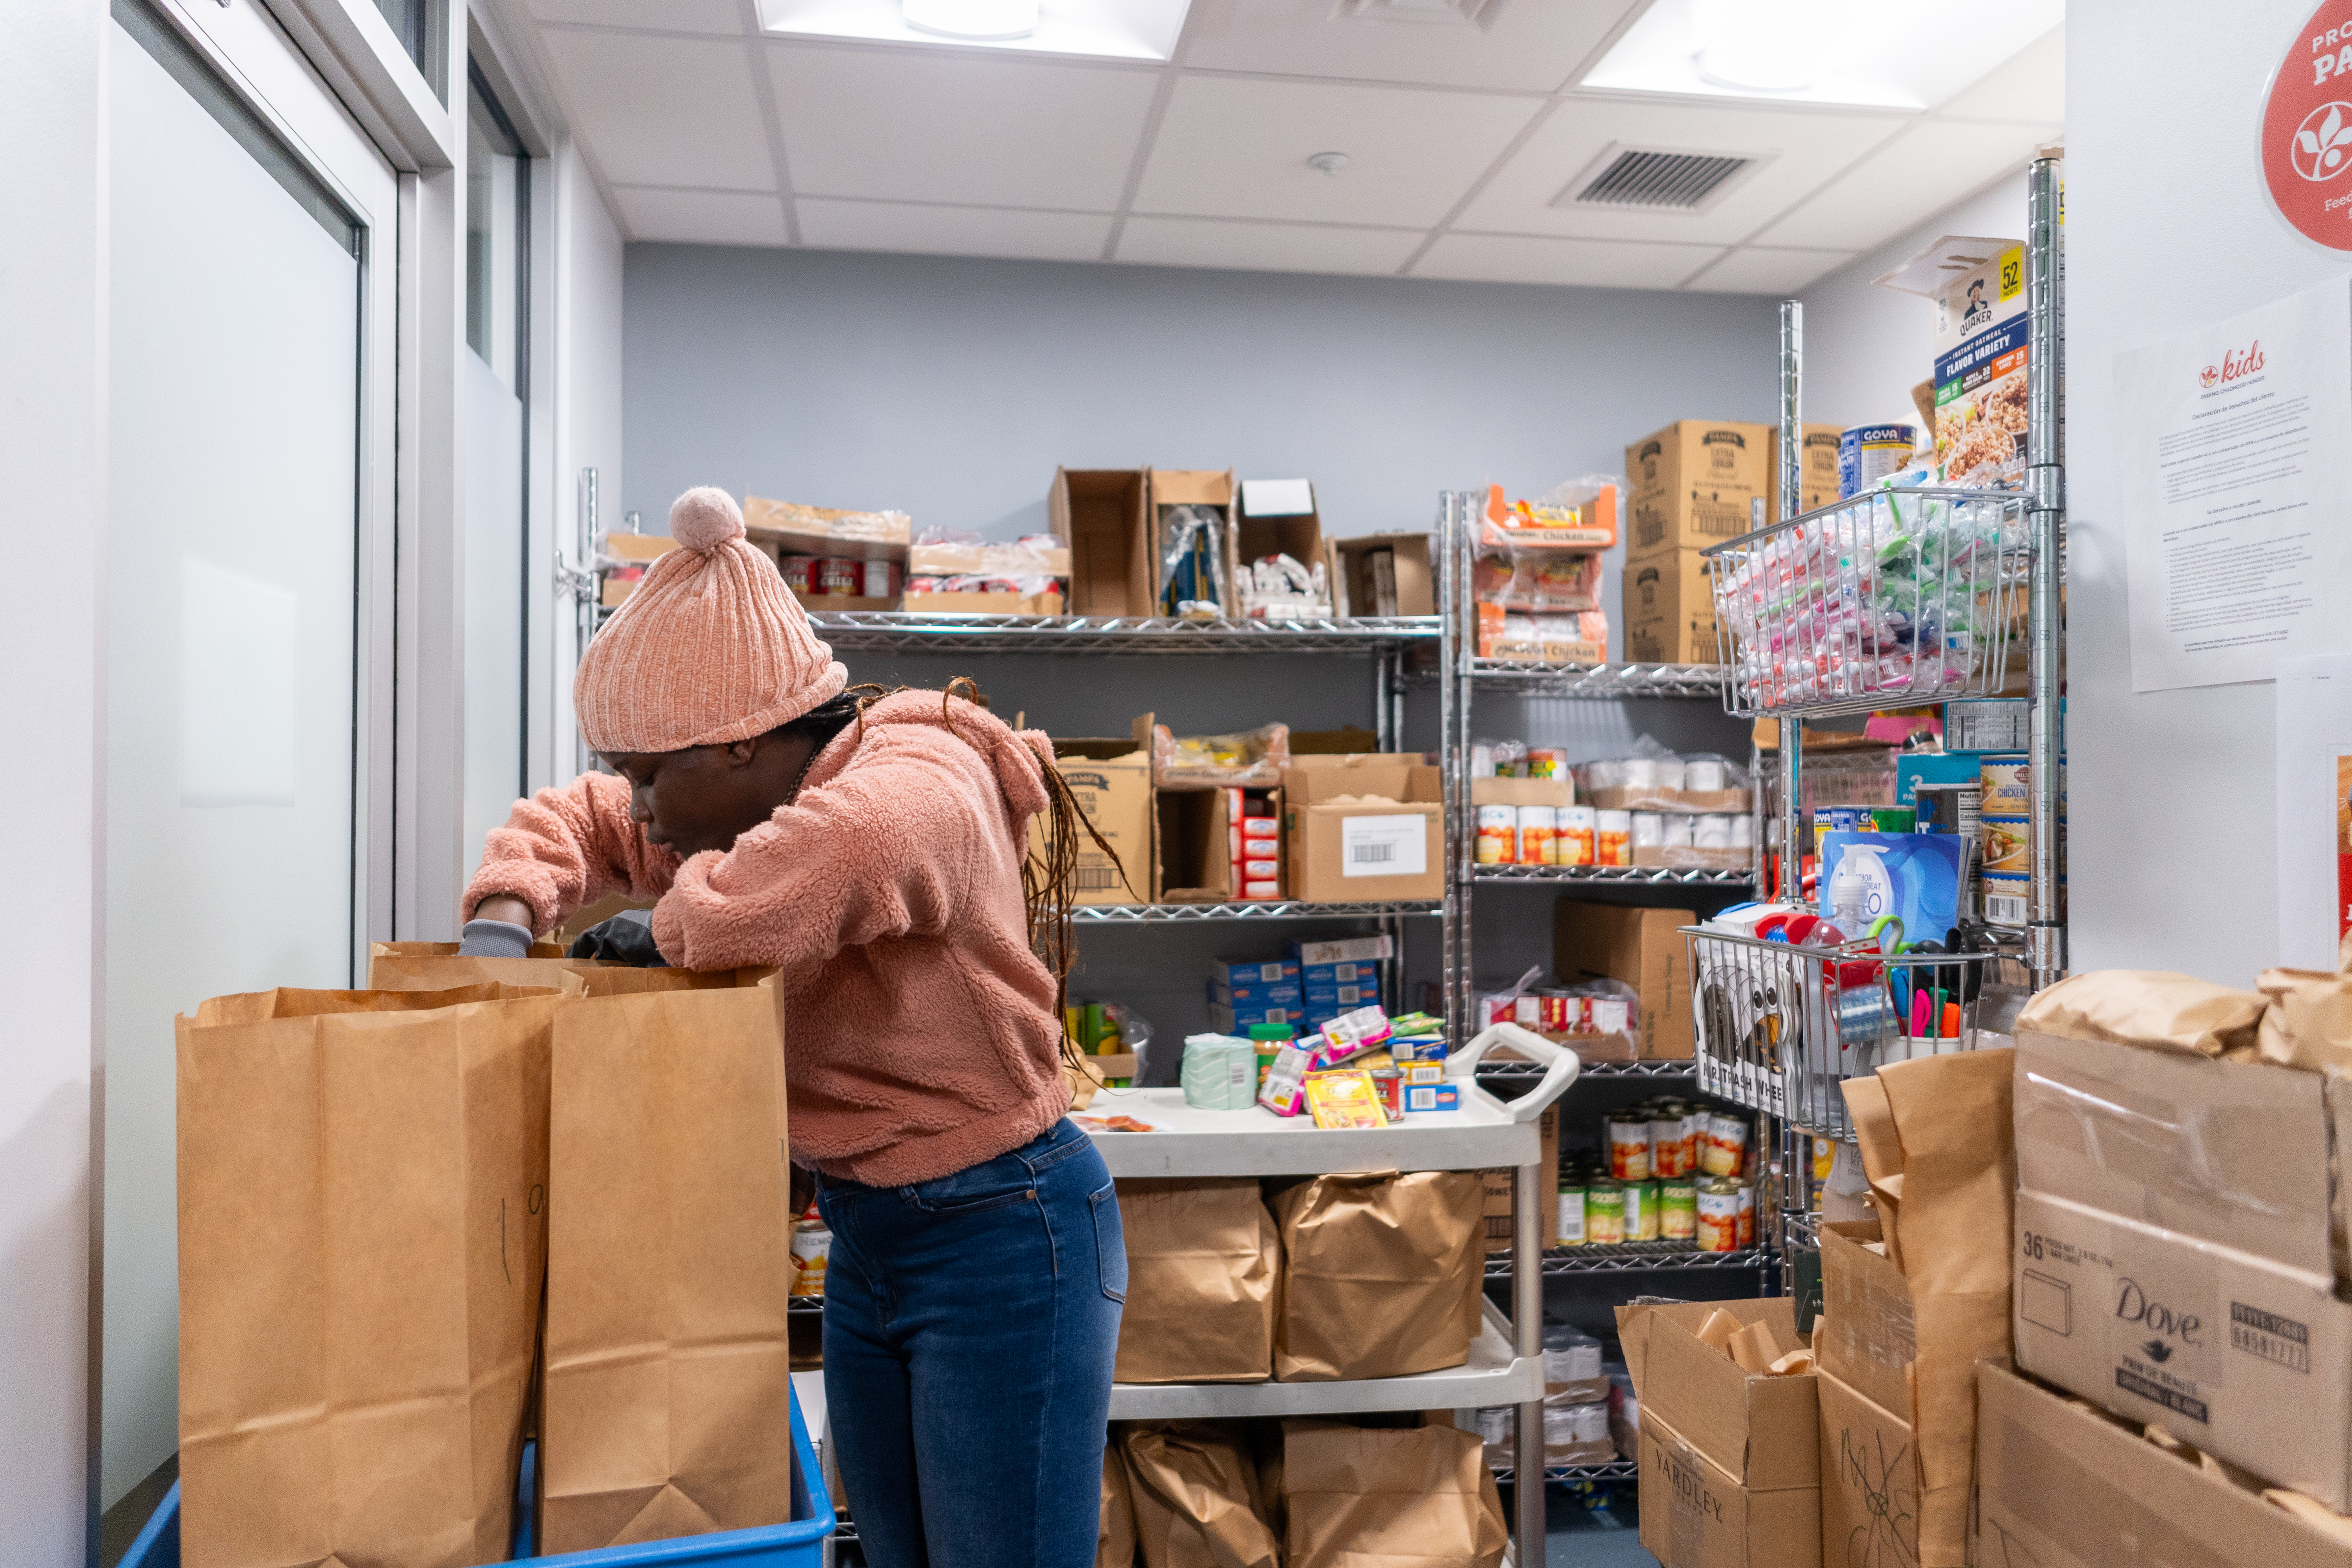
[1735,1183,1755,1248]
[1585,1181,1625,1246]
[1476,804,1518,864]
[1659,1178,1697,1243]
[1556,1178,1587,1247]
[777,554,821,593]
[1696,1180,1741,1252]
[1517,804,1558,865]
[1556,805,1596,866]
[1369,1067,1403,1122]
[1607,1115,1652,1182]
[1540,991,1586,1034]
[1625,1180,1660,1243]
[1701,1111,1749,1178]
[1649,1106,1687,1177]
[816,556,864,595]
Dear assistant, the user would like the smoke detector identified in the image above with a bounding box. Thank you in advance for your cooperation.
[1307,151,1350,176]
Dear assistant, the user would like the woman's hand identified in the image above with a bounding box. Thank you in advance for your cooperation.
[473,895,534,929]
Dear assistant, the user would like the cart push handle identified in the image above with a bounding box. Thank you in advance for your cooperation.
[1447,1022,1580,1121]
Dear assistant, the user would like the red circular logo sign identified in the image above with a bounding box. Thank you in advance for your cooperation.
[2264,4,2352,248]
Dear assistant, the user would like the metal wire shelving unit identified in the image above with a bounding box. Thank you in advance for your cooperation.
[1071,899,1439,923]
[1485,1243,1770,1278]
[1474,1058,1697,1081]
[805,609,1438,658]
[1470,864,1752,888]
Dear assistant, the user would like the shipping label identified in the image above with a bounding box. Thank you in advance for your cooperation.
[1338,814,1427,878]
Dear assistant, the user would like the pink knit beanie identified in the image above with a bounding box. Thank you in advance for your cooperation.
[574,487,848,754]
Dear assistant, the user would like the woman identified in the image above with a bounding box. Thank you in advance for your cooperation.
[457,486,1125,1568]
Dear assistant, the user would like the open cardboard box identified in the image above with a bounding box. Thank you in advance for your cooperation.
[743,496,910,564]
[1149,469,1239,617]
[1470,777,1572,809]
[1231,477,1323,618]
[1279,754,1442,903]
[1051,468,1151,617]
[1329,532,1436,619]
[1553,902,1695,1060]
[1477,1106,1559,1254]
[1033,715,1154,906]
[901,589,1064,616]
[1155,783,1282,904]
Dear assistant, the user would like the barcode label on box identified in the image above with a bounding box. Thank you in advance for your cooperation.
[1074,867,1117,891]
[1339,815,1426,878]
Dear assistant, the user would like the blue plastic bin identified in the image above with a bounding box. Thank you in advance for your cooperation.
[121,1386,833,1568]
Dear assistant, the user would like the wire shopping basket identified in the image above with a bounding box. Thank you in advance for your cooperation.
[1684,927,2006,1139]
[1704,486,2028,718]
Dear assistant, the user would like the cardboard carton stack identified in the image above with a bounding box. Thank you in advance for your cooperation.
[1279,753,1445,905]
[1471,481,1614,664]
[1552,901,1697,1061]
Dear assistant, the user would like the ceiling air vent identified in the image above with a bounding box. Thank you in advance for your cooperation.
[1556,144,1769,213]
[1330,0,1506,29]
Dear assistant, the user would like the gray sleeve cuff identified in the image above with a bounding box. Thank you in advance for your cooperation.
[456,918,536,959]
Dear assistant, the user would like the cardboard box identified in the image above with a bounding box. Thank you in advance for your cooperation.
[743,496,911,562]
[1625,421,1774,560]
[2012,1186,2352,1509]
[1816,1366,1918,1568]
[1766,423,1843,523]
[1468,777,1573,809]
[1156,785,1282,903]
[1977,1360,2352,1568]
[791,591,899,614]
[900,589,1063,616]
[1280,755,1444,903]
[1816,1221,1915,1418]
[1552,902,1697,1059]
[603,532,678,564]
[1050,468,1150,617]
[1479,1107,1558,1254]
[1149,468,1239,617]
[1234,478,1322,599]
[1328,533,1436,619]
[905,540,1072,577]
[1624,549,1721,665]
[1037,716,1154,905]
[1617,1298,1820,1568]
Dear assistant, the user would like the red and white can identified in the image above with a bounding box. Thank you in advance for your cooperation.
[817,558,864,595]
[777,555,821,593]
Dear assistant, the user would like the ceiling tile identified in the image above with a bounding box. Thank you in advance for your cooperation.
[1457,98,1907,245]
[1412,233,1724,288]
[1750,119,2057,251]
[770,46,1158,209]
[1115,216,1423,275]
[1934,23,2063,121]
[524,0,745,32]
[539,31,776,190]
[796,198,1115,260]
[612,187,791,245]
[1133,76,1542,227]
[1179,0,1642,93]
[1682,246,1857,294]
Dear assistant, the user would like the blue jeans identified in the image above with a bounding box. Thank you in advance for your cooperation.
[817,1119,1125,1568]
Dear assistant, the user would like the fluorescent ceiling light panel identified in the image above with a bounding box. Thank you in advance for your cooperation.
[1583,0,2064,111]
[761,0,1192,60]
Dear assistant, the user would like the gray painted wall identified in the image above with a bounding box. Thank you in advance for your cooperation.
[621,243,1772,1058]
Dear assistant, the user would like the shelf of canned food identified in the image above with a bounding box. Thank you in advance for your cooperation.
[800,611,1441,657]
[1070,899,1441,923]
[1702,486,2029,721]
[1443,661,1732,700]
[1471,865,1753,888]
[1484,1242,1770,1277]
[1489,1461,1639,1486]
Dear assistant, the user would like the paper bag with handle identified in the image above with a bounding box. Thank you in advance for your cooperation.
[1113,1179,1280,1384]
[539,984,796,1554]
[1280,1419,1506,1568]
[1272,1170,1484,1382]
[368,939,614,992]
[1120,1422,1281,1568]
[176,988,558,1568]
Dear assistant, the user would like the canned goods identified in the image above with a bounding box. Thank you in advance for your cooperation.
[1517,805,1558,865]
[1556,806,1597,866]
[1677,1105,1704,1176]
[1981,869,2029,928]
[1867,805,1916,834]
[1980,814,2030,874]
[1735,1183,1755,1249]
[1596,810,1631,867]
[1659,1178,1697,1243]
[1649,1107,1686,1177]
[1810,1135,1834,1214]
[1812,805,1864,850]
[1979,754,2030,815]
[1369,1067,1403,1122]
[1913,781,1981,840]
[1588,995,1631,1037]
[1540,992,1586,1034]
[1625,1180,1660,1242]
[777,554,821,593]
[1585,1181,1626,1246]
[1475,804,1517,864]
[1526,747,1569,779]
[1607,1115,1652,1182]
[1838,423,1918,499]
[1555,1179,1586,1247]
[1701,1111,1749,1178]
[1695,1180,1741,1252]
[816,557,865,595]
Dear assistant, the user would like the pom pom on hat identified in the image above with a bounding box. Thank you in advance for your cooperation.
[670,486,745,553]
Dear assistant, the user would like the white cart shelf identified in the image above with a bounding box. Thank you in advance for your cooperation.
[1084,1085,1545,1179]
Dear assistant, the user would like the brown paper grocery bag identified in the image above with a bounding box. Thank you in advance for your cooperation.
[1121,1423,1281,1568]
[1280,1419,1506,1568]
[2014,969,2265,1058]
[194,982,554,1024]
[540,986,796,1554]
[177,991,558,1568]
[1272,1171,1484,1382]
[1098,1443,1137,1568]
[368,939,613,991]
[2257,967,2352,1073]
[1114,1180,1280,1384]
[554,965,772,997]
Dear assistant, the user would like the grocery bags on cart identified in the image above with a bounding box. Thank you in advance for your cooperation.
[1271,1171,1484,1382]
[176,988,560,1568]
[1120,1422,1282,1568]
[1113,1179,1280,1384]
[1280,1420,1506,1568]
[1097,1445,1138,1568]
[538,983,797,1554]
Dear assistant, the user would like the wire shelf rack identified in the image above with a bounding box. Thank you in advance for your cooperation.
[1685,925,2005,1138]
[1783,1211,1822,1253]
[803,611,1440,656]
[1472,1058,1699,1080]
[1472,864,1753,888]
[1704,487,2029,720]
[1486,1243,1769,1277]
[1465,660,1731,700]
[1490,1460,1638,1487]
[1071,899,1440,923]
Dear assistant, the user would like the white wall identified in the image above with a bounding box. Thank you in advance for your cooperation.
[549,143,623,785]
[1800,170,2035,438]
[2066,0,2336,981]
[0,0,101,1560]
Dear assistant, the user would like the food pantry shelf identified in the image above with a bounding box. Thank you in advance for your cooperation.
[1106,1303,1540,1420]
[1492,1461,1638,1486]
[1444,661,1730,700]
[1083,1086,1549,1179]
[1473,1058,1697,1081]
[1072,899,1440,923]
[803,611,1440,656]
[1485,1243,1769,1277]
[1472,865,1753,888]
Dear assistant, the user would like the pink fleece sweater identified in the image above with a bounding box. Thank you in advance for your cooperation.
[462,690,1068,1187]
